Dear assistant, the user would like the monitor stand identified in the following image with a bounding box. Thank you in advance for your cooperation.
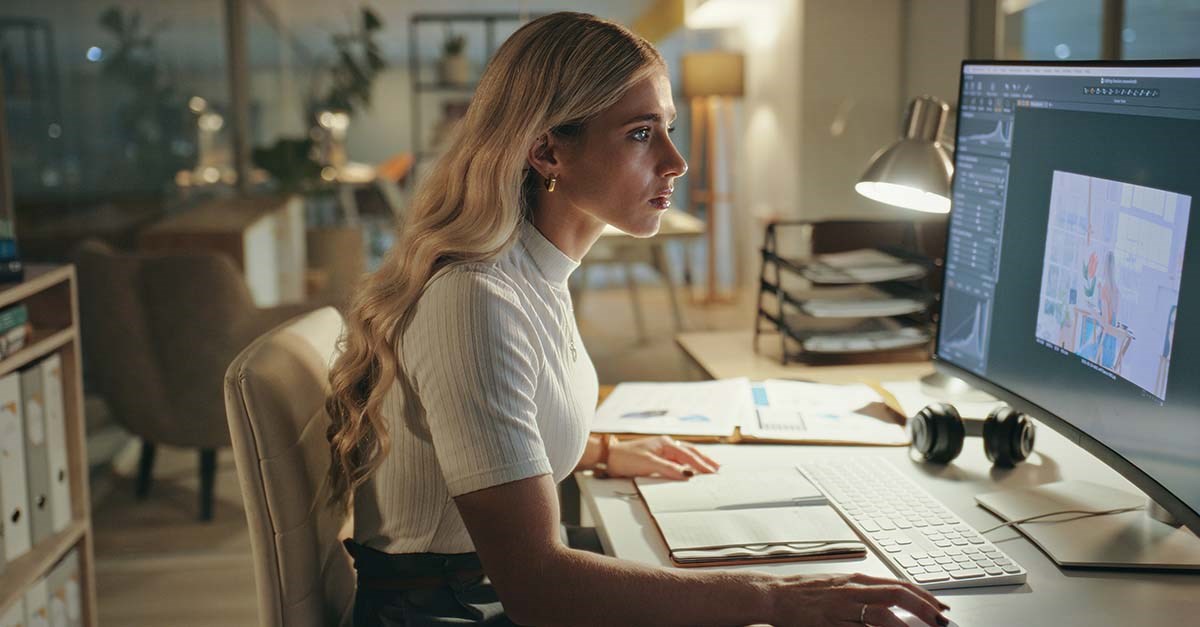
[975,480,1200,570]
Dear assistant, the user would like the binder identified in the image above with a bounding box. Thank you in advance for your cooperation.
[24,578,48,627]
[0,371,31,561]
[20,365,52,545]
[63,549,81,627]
[0,598,24,627]
[47,548,78,627]
[41,356,70,533]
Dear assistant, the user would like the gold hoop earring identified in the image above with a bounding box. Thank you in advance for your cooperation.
[545,174,558,193]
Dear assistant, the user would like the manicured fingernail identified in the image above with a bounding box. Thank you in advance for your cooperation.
[682,468,695,477]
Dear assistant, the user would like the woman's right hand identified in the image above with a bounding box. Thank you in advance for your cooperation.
[767,572,950,627]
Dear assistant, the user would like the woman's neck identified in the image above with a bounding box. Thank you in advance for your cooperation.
[529,201,607,261]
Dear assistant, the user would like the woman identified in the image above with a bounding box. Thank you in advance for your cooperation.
[326,12,950,627]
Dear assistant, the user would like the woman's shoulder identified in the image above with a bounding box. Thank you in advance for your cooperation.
[415,262,528,322]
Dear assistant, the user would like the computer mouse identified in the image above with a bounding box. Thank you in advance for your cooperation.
[893,607,959,627]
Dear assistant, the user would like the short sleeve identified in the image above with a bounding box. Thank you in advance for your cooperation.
[402,268,551,497]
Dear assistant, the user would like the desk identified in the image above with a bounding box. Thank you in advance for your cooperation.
[578,362,1200,626]
[576,209,704,341]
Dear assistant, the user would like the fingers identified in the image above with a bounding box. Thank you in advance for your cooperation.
[853,585,949,627]
[860,604,926,627]
[658,440,720,474]
[643,452,693,480]
[850,574,949,611]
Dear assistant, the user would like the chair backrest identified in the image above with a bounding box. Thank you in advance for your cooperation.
[73,239,175,442]
[142,250,258,447]
[223,307,353,627]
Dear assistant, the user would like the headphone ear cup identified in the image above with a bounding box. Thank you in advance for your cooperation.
[983,406,1035,467]
[910,403,965,464]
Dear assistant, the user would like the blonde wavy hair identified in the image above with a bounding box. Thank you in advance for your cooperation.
[325,12,664,510]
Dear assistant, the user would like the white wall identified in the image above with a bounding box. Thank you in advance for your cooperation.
[733,0,969,285]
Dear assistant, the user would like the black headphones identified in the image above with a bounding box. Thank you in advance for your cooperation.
[908,402,1036,468]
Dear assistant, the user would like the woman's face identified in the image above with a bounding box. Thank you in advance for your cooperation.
[555,70,688,237]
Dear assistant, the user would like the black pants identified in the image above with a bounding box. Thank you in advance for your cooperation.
[344,540,518,627]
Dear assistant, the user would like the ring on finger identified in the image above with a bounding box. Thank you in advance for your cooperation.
[860,603,868,625]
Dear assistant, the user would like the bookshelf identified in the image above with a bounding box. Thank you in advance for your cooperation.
[0,264,96,626]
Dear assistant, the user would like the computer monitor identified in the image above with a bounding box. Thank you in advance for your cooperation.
[934,60,1200,565]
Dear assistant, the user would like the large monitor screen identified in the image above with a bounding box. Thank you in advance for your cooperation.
[936,61,1200,531]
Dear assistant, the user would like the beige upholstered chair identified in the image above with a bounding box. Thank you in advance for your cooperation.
[74,240,316,520]
[224,307,354,627]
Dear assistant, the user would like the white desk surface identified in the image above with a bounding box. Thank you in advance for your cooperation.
[579,335,1200,626]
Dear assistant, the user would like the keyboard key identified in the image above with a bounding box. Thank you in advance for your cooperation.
[1002,564,1023,574]
[951,569,986,579]
[985,567,1004,576]
[918,558,936,567]
[953,555,972,563]
[906,566,926,575]
[896,556,918,568]
[886,546,903,553]
[915,573,951,583]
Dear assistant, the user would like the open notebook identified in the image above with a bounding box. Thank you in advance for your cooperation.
[635,467,866,567]
[593,378,909,446]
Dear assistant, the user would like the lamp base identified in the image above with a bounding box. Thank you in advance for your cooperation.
[918,371,995,403]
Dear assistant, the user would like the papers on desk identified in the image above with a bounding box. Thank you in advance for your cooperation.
[635,468,865,566]
[592,378,909,445]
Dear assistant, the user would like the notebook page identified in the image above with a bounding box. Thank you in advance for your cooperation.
[592,378,751,437]
[635,468,825,513]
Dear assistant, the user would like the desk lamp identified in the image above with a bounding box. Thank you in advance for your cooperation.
[856,96,953,214]
[857,96,988,401]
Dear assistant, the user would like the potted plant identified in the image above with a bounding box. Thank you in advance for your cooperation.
[439,33,469,85]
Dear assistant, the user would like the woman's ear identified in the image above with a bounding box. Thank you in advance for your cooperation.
[527,132,560,179]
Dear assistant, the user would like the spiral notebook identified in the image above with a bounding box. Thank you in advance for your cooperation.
[634,467,866,567]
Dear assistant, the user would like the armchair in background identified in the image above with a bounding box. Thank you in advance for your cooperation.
[74,240,318,520]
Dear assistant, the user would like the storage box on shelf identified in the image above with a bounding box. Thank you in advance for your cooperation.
[754,220,944,365]
[0,265,96,626]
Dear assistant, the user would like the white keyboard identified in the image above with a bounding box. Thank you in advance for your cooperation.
[798,458,1028,590]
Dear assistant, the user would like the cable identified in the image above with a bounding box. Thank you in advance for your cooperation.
[979,505,1145,535]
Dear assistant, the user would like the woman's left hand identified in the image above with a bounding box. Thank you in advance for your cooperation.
[606,435,721,479]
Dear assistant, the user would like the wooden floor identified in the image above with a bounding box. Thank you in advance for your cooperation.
[92,281,755,625]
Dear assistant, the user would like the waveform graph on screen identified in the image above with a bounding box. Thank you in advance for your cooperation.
[941,286,989,371]
[957,113,1013,158]
[1034,170,1191,400]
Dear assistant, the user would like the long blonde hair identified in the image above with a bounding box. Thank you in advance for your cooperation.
[326,12,664,510]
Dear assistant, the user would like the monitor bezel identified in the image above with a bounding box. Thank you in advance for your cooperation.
[934,58,1200,538]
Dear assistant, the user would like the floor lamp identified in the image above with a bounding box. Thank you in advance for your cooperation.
[682,51,743,303]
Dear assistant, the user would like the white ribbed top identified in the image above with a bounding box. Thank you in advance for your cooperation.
[353,221,598,554]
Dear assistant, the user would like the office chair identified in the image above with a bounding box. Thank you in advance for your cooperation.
[223,307,354,627]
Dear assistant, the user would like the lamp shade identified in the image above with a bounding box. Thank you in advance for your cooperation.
[856,96,953,214]
[681,52,744,98]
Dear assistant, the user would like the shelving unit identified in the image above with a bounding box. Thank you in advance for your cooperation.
[754,220,940,365]
[0,264,97,626]
[407,13,536,167]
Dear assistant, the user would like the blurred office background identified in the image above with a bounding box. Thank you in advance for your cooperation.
[0,1,1196,624]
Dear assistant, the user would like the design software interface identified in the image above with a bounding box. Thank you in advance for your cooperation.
[938,63,1200,515]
